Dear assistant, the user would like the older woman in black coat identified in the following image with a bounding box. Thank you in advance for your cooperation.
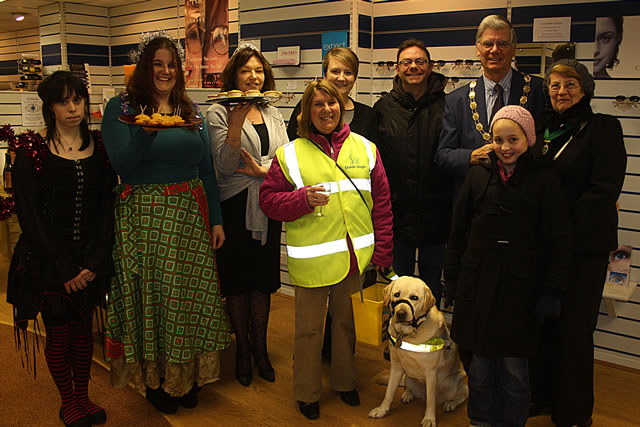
[529,59,627,427]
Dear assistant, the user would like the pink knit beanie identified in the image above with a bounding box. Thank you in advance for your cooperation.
[490,105,536,146]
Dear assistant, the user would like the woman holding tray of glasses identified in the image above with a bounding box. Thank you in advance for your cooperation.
[101,31,231,414]
[259,79,393,420]
[206,44,288,387]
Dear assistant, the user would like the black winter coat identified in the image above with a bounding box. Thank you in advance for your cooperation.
[444,152,572,356]
[531,97,627,255]
[373,73,452,245]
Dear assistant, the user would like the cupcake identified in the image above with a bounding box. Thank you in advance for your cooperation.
[244,89,262,97]
[228,90,243,97]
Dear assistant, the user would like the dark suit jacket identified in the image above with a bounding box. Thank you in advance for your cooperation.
[435,69,545,200]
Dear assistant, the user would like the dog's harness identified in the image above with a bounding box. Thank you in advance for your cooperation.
[388,335,445,353]
[390,298,429,329]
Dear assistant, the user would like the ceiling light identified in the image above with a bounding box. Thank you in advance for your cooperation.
[14,14,26,22]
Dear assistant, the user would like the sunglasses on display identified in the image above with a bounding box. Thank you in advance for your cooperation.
[613,95,640,107]
[398,58,429,67]
[477,40,511,51]
[432,60,446,70]
[375,60,396,71]
[446,77,459,88]
[465,59,478,69]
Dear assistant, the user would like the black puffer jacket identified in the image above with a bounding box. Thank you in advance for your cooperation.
[373,72,451,245]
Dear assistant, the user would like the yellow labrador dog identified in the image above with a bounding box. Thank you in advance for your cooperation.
[368,276,468,427]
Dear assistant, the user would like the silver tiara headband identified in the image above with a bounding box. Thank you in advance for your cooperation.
[232,42,260,57]
[128,30,186,64]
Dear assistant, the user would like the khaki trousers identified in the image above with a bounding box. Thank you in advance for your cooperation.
[293,273,359,402]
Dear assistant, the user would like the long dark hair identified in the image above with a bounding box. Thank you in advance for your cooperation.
[37,70,91,152]
[126,37,194,119]
[220,46,275,92]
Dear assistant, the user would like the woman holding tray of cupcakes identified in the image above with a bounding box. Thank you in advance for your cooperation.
[101,31,231,414]
[206,43,289,387]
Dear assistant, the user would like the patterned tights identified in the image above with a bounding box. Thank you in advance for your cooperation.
[226,291,273,374]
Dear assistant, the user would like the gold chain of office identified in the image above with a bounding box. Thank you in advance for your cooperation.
[468,73,532,141]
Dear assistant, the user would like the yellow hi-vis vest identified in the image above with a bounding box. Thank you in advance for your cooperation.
[277,132,376,287]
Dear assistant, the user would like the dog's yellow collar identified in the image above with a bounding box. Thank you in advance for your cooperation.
[389,336,445,353]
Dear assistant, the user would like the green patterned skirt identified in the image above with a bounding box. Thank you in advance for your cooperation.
[106,178,231,396]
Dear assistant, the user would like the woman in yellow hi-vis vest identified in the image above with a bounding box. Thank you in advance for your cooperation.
[259,79,393,420]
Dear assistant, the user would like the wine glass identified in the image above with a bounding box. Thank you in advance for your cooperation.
[313,182,332,217]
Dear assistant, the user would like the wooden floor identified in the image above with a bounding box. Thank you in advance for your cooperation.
[1,286,639,426]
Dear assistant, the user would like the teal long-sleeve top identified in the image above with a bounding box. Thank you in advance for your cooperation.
[101,95,223,225]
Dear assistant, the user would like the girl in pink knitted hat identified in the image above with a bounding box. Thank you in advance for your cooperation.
[443,105,573,426]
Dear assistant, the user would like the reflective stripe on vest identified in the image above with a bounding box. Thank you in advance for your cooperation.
[287,232,375,259]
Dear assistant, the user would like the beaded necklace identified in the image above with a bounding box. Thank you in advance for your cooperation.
[468,73,532,141]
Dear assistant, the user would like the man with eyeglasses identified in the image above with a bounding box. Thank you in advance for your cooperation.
[373,38,451,310]
[435,15,545,202]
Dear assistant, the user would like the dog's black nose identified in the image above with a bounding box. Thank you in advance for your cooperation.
[396,310,407,320]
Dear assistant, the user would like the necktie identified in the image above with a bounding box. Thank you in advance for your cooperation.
[490,84,504,122]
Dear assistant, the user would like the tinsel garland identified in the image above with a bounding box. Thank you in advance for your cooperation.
[128,30,185,65]
[13,130,48,173]
[0,194,15,220]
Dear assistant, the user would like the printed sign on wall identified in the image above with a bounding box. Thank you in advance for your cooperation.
[321,31,348,65]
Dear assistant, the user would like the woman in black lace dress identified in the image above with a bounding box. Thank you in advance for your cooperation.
[7,71,116,427]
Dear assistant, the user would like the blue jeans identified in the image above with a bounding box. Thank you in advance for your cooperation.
[392,239,444,309]
[468,355,530,427]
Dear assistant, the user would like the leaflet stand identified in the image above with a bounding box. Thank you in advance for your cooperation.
[602,285,636,318]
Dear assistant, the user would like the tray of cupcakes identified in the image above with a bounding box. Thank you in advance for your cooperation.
[207,89,283,105]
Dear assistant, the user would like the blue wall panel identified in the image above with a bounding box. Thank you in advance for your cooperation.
[242,15,349,38]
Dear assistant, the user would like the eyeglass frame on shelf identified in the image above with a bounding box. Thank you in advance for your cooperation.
[432,60,446,70]
[613,95,640,107]
[375,60,396,71]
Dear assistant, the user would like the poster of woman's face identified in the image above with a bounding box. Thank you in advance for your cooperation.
[594,16,640,78]
[185,0,229,88]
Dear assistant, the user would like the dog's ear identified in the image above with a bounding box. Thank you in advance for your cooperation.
[382,281,393,306]
[423,282,436,312]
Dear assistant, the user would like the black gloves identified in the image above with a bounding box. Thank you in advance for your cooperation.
[534,294,562,325]
[444,279,457,309]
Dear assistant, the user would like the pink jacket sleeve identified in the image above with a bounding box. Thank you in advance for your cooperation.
[259,153,314,222]
[370,146,394,268]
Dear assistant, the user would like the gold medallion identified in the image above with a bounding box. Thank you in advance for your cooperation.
[468,72,532,140]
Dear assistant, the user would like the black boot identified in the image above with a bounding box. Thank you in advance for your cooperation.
[176,383,200,408]
[145,386,178,414]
